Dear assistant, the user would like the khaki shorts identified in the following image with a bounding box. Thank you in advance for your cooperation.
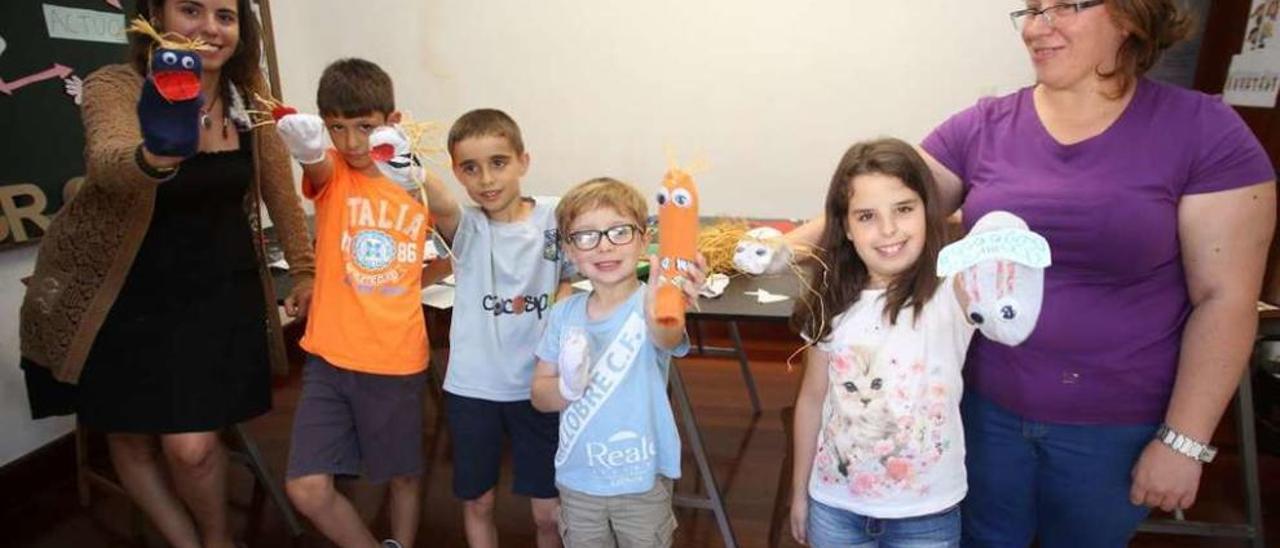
[558,477,677,547]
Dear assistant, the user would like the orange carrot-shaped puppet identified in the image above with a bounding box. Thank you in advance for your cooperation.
[655,168,700,329]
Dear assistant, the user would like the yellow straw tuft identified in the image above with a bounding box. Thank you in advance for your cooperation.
[127,17,215,52]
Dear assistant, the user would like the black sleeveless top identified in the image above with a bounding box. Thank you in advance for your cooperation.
[26,134,274,432]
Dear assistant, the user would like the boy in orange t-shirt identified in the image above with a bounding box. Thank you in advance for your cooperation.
[274,58,428,548]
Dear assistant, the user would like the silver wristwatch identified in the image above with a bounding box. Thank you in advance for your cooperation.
[1154,424,1217,464]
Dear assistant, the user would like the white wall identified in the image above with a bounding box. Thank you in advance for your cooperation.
[272,0,1033,219]
[1,248,73,467]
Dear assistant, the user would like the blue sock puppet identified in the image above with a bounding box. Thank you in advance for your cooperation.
[129,18,206,159]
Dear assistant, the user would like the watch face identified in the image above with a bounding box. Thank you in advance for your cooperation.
[1200,447,1218,463]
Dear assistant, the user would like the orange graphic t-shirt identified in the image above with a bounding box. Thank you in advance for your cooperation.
[299,150,430,375]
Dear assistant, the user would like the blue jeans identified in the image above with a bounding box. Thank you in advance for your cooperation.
[807,496,960,548]
[961,390,1157,548]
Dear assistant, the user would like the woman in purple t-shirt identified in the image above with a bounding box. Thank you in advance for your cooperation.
[919,0,1276,545]
[789,1,1274,546]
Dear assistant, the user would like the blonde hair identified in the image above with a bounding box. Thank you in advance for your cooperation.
[555,177,649,238]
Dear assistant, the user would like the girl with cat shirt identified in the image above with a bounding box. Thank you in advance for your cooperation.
[788,138,1037,547]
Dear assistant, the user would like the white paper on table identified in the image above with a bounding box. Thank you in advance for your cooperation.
[745,289,790,304]
[421,284,455,309]
[699,273,730,298]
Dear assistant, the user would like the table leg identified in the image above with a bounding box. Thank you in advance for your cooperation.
[670,360,738,548]
[727,321,762,416]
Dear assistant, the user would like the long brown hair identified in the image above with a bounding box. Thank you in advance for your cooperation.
[791,138,947,344]
[1100,0,1193,97]
[128,0,267,99]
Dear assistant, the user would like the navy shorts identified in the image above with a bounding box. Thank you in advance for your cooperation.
[286,355,428,484]
[445,392,559,500]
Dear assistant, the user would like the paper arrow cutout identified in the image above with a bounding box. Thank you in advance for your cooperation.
[0,63,74,96]
[745,289,790,304]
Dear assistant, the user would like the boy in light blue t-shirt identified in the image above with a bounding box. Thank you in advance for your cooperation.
[423,108,572,547]
[532,177,703,547]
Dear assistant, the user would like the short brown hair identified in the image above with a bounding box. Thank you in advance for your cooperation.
[555,177,649,238]
[448,108,525,156]
[129,0,266,103]
[316,58,395,117]
[1102,0,1194,96]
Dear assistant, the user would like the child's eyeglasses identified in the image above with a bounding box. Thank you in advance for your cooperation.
[566,224,641,251]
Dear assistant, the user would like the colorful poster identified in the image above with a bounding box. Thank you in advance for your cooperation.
[1244,0,1280,52]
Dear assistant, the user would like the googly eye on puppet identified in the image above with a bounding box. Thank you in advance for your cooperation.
[938,211,1051,347]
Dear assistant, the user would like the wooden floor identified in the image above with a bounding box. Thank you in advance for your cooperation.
[2,325,1278,547]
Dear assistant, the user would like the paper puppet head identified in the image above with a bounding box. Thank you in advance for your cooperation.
[946,211,1049,346]
[369,125,421,186]
[733,226,789,275]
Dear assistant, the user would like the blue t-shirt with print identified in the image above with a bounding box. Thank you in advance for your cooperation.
[443,196,572,401]
[536,285,688,496]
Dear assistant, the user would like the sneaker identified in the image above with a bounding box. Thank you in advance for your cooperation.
[382,541,404,548]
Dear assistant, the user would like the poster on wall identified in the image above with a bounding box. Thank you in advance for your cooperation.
[1244,0,1280,52]
[1225,0,1280,107]
[0,0,280,250]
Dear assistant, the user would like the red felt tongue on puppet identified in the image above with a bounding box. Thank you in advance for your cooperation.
[370,144,395,163]
[153,71,202,102]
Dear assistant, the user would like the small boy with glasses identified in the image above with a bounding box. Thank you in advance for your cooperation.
[531,177,704,547]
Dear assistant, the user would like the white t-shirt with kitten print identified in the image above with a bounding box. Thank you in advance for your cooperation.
[810,276,974,519]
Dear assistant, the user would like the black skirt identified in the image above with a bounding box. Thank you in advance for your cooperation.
[24,138,272,433]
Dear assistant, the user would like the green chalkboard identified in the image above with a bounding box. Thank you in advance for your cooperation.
[0,0,281,249]
[0,0,137,248]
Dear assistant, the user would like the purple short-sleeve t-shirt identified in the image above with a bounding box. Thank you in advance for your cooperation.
[922,78,1273,425]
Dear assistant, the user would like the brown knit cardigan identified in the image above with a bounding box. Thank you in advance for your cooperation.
[19,64,315,383]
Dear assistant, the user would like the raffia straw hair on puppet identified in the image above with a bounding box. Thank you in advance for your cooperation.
[390,114,454,261]
[785,246,830,370]
[127,17,215,58]
[244,92,291,129]
[387,114,456,262]
[697,219,751,276]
